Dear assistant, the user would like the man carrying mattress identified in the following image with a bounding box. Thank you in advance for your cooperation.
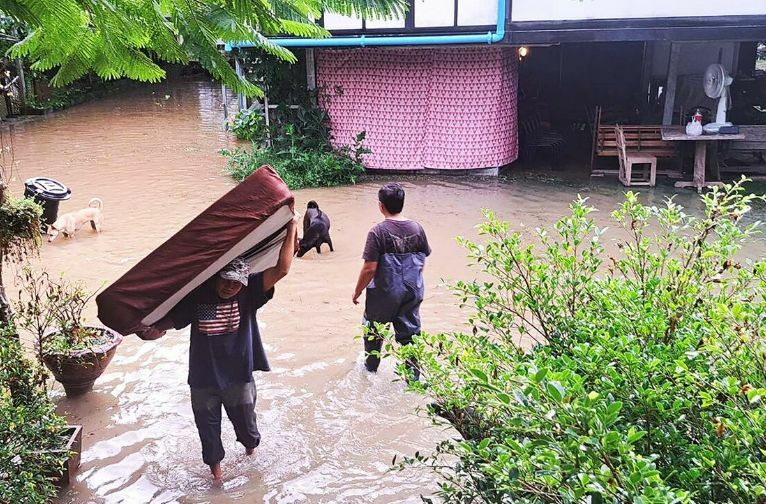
[138,215,299,482]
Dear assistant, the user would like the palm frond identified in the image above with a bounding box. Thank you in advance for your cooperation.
[321,0,408,20]
[278,19,329,39]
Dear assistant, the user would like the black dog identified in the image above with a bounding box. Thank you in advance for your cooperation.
[297,201,333,257]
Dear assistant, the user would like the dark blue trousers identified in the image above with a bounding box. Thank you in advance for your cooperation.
[364,253,426,377]
[190,380,260,466]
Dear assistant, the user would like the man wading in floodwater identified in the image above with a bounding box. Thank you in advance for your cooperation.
[353,183,431,380]
[138,216,299,482]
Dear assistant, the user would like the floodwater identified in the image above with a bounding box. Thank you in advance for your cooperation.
[3,79,765,504]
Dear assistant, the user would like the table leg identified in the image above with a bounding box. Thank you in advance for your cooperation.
[693,140,706,192]
[709,141,721,181]
[672,138,727,191]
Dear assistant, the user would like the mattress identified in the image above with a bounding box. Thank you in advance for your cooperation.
[96,165,294,335]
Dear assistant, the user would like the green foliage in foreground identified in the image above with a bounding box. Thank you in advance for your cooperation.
[223,129,368,190]
[389,181,766,503]
[0,327,67,504]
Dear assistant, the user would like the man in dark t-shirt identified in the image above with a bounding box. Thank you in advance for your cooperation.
[353,183,431,379]
[138,216,298,482]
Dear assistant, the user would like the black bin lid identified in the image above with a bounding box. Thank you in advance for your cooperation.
[24,177,72,201]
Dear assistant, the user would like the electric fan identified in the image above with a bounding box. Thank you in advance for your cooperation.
[702,63,733,134]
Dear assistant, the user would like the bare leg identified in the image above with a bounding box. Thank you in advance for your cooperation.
[210,462,223,481]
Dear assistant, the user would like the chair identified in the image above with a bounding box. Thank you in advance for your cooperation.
[615,125,656,187]
[518,110,566,162]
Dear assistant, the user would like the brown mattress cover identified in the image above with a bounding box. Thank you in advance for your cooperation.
[96,165,294,335]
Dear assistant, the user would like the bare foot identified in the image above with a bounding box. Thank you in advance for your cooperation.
[246,447,255,456]
[210,462,223,482]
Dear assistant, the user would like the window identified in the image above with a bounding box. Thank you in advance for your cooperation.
[457,0,497,26]
[414,0,454,28]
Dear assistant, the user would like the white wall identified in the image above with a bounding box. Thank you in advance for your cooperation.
[651,42,738,78]
[415,0,454,27]
[322,0,497,31]
[458,0,497,26]
[323,11,362,30]
[512,0,766,22]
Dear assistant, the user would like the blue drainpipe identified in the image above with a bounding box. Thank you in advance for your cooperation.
[225,0,506,51]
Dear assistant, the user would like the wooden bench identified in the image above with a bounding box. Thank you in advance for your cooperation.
[590,107,680,177]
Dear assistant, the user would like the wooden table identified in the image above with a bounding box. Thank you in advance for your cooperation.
[661,126,745,192]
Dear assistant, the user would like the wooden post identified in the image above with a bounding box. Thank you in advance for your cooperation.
[662,43,681,126]
[589,106,601,173]
[221,83,228,121]
[234,58,247,112]
[693,140,707,192]
[264,94,271,148]
[306,48,317,91]
[14,59,26,114]
[639,42,653,112]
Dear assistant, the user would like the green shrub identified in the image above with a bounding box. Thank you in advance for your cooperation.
[229,108,268,143]
[389,181,766,503]
[233,50,335,151]
[224,52,362,187]
[0,327,67,503]
[0,196,42,262]
[223,130,369,190]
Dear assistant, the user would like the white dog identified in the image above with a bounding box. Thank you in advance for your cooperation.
[47,198,104,242]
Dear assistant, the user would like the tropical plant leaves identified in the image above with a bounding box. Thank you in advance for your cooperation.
[0,0,408,95]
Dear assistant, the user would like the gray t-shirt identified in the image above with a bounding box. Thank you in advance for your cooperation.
[363,219,431,262]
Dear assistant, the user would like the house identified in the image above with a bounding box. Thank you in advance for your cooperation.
[227,0,766,174]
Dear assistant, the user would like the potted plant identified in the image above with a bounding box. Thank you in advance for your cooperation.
[15,267,122,397]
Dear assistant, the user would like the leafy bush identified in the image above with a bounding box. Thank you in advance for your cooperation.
[267,100,333,152]
[389,181,766,503]
[27,76,125,112]
[230,108,268,143]
[235,51,334,151]
[0,326,67,503]
[223,130,369,190]
[0,196,42,263]
[227,51,353,183]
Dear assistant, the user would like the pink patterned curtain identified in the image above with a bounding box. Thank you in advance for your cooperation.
[316,46,518,171]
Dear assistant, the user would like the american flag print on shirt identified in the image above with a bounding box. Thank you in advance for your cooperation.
[197,301,240,336]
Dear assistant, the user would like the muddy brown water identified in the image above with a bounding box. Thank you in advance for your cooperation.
[3,79,764,503]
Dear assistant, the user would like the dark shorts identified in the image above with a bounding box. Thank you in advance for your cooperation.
[190,380,260,466]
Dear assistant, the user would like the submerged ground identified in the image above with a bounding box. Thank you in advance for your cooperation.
[4,79,764,503]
